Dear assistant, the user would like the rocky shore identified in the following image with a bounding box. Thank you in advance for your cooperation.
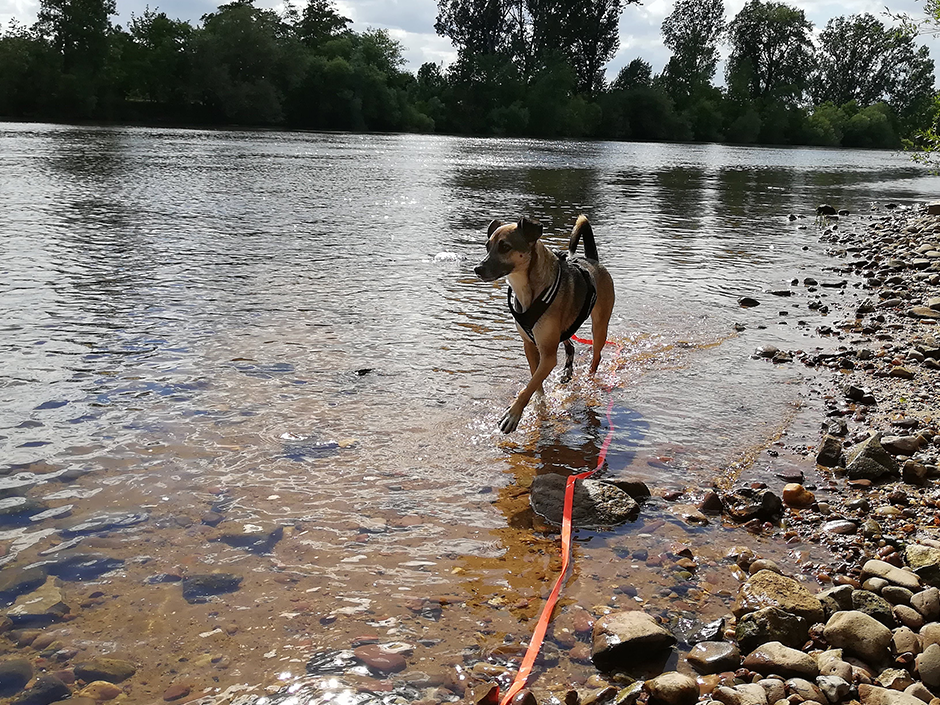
[466,202,940,705]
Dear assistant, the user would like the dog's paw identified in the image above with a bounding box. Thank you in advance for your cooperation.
[499,407,522,434]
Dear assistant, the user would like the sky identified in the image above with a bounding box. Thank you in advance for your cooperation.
[1,0,938,84]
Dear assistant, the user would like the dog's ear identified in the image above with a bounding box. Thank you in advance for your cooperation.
[487,220,502,237]
[518,218,543,243]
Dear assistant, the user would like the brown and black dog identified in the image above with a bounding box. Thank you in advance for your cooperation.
[474,215,615,433]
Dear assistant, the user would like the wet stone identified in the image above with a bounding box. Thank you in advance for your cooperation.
[32,553,124,581]
[0,497,47,527]
[722,488,783,523]
[163,684,192,702]
[0,567,48,604]
[214,525,283,554]
[59,512,148,537]
[76,681,123,700]
[686,641,741,674]
[73,658,136,684]
[353,644,406,674]
[0,659,33,696]
[6,577,69,625]
[181,573,242,603]
[687,618,725,645]
[530,475,639,528]
[10,674,70,705]
[912,586,940,621]
[862,560,921,591]
[304,650,358,676]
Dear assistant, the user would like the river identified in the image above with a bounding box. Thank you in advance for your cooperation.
[1,123,938,703]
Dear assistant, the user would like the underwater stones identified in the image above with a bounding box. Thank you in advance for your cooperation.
[181,573,242,603]
[73,657,137,684]
[353,644,407,675]
[0,659,33,695]
[33,553,124,581]
[591,611,677,671]
[213,525,283,554]
[10,674,70,705]
[6,577,69,625]
[0,567,47,604]
[60,512,148,537]
[530,475,639,528]
[722,488,783,523]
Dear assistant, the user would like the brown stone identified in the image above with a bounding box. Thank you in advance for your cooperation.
[163,684,192,701]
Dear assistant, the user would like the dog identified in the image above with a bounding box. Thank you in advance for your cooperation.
[474,215,615,433]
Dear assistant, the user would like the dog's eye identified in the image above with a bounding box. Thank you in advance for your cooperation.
[498,242,512,254]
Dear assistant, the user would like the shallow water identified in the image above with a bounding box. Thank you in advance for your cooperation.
[2,124,939,702]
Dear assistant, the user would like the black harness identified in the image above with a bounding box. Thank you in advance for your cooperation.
[507,253,597,344]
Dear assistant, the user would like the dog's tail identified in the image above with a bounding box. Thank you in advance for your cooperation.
[568,214,598,261]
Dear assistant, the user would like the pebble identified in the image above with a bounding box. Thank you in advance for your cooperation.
[76,681,123,700]
[687,642,742,675]
[782,484,815,509]
[163,684,191,701]
[353,644,407,674]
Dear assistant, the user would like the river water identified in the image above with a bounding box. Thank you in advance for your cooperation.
[1,124,939,703]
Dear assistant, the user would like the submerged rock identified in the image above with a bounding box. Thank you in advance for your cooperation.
[722,488,783,523]
[6,577,69,625]
[181,573,242,603]
[73,657,136,683]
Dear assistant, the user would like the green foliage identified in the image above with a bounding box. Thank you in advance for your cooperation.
[0,0,936,148]
[726,0,814,105]
[660,0,725,109]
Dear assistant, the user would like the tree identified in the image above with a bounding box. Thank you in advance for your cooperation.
[814,14,933,109]
[660,0,725,108]
[126,9,193,107]
[435,0,511,58]
[725,0,814,105]
[192,0,305,124]
[611,58,651,90]
[296,0,351,47]
[35,0,116,74]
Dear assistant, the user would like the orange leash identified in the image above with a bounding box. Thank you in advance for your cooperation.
[497,336,619,704]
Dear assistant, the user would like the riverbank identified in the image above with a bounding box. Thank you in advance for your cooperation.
[470,203,940,705]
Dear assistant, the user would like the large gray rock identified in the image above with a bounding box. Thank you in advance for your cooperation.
[859,684,929,705]
[530,474,639,528]
[645,672,699,705]
[846,433,900,480]
[824,611,892,666]
[905,545,940,587]
[862,560,921,591]
[736,606,808,653]
[732,570,824,624]
[742,641,819,678]
[592,611,677,671]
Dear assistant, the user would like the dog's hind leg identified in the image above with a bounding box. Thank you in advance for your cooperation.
[561,339,574,383]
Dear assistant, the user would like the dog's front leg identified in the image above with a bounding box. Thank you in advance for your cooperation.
[522,338,544,394]
[500,339,558,433]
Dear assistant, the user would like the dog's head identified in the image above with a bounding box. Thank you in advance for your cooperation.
[473,218,543,282]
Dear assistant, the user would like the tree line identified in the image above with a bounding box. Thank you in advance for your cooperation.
[0,0,936,149]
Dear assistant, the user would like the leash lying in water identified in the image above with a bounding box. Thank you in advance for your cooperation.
[497,334,620,705]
